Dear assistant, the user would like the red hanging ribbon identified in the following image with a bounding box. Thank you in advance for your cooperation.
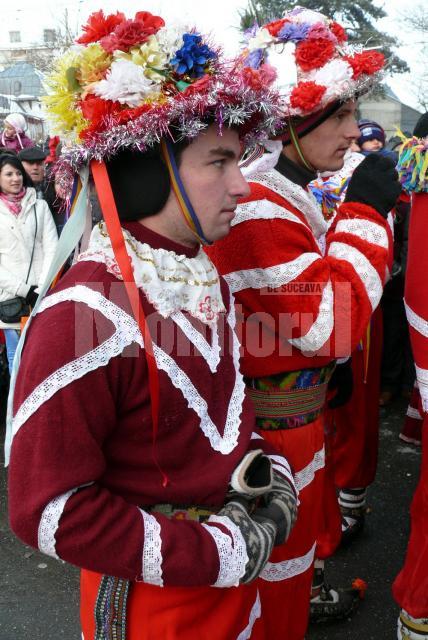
[90,160,167,487]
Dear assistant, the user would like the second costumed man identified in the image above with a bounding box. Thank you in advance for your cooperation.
[207,7,400,639]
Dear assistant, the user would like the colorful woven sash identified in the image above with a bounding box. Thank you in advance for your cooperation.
[247,364,334,430]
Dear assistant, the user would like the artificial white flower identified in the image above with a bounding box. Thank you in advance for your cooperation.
[156,25,188,61]
[268,42,298,90]
[248,27,274,51]
[308,59,353,103]
[93,58,161,107]
[292,9,327,25]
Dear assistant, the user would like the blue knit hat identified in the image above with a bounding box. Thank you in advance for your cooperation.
[357,119,385,147]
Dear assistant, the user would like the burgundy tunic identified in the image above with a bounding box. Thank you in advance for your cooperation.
[8,222,294,589]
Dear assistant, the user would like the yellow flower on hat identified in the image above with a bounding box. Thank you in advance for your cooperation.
[77,43,112,85]
[114,35,168,82]
[43,49,89,137]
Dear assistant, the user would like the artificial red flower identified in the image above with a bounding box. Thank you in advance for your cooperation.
[242,67,265,91]
[134,11,165,32]
[290,81,326,112]
[100,13,164,54]
[330,21,347,43]
[76,10,126,45]
[79,94,122,132]
[183,74,212,96]
[345,51,385,79]
[266,19,287,36]
[115,103,152,125]
[295,38,335,72]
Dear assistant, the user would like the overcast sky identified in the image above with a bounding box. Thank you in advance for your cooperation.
[2,0,426,110]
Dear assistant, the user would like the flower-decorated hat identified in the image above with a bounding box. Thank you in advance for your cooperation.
[44,8,281,177]
[242,6,385,120]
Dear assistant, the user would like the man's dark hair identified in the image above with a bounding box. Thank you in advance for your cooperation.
[0,153,33,188]
[105,140,188,222]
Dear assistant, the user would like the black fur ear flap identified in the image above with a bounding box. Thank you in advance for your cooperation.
[105,147,171,221]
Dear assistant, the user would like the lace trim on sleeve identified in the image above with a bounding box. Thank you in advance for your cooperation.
[232,199,305,229]
[288,280,334,352]
[202,515,248,588]
[38,485,88,558]
[328,241,382,310]
[139,510,163,586]
[223,253,321,294]
[250,171,328,239]
[335,219,388,249]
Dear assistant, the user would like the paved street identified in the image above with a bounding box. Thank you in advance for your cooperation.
[0,397,420,639]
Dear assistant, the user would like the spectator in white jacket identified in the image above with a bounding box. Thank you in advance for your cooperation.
[0,154,58,371]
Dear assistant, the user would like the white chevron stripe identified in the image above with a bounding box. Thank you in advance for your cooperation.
[260,542,316,582]
[223,253,321,294]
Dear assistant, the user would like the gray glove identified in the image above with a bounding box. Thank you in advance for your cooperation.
[218,500,277,584]
[253,471,298,546]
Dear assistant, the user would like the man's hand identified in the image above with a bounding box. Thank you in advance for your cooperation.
[252,471,298,546]
[345,153,401,218]
[217,500,277,583]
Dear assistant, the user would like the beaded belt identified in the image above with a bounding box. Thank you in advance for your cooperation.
[148,503,218,523]
[246,363,334,430]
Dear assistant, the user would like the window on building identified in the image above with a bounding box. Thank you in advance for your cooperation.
[43,29,56,44]
[9,31,21,43]
[13,81,22,95]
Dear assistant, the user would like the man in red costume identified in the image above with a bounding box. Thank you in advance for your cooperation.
[393,113,428,638]
[207,7,400,638]
[7,11,298,640]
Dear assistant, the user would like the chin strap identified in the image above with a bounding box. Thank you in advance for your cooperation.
[160,139,212,246]
[288,119,316,173]
[91,160,168,488]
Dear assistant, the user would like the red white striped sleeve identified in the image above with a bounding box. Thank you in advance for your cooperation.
[208,182,392,359]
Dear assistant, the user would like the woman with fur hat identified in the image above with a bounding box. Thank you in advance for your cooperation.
[1,113,34,152]
[7,9,297,639]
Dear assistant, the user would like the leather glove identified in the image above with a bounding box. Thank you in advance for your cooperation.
[345,153,401,219]
[217,500,277,584]
[252,471,298,546]
[25,285,38,308]
[327,359,353,409]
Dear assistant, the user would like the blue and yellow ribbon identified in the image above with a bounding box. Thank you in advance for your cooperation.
[161,139,212,246]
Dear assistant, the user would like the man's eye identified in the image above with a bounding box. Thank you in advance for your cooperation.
[212,159,225,167]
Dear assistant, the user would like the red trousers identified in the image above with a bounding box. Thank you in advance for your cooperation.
[81,569,264,640]
[257,415,325,640]
[393,415,428,618]
[316,309,383,559]
[400,384,423,445]
[332,308,383,489]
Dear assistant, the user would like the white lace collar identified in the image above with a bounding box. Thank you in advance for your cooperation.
[78,222,225,325]
[250,169,328,239]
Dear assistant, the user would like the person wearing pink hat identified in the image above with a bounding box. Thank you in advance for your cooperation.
[1,113,34,152]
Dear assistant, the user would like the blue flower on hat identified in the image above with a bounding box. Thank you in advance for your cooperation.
[278,22,310,43]
[246,48,264,69]
[171,33,217,78]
